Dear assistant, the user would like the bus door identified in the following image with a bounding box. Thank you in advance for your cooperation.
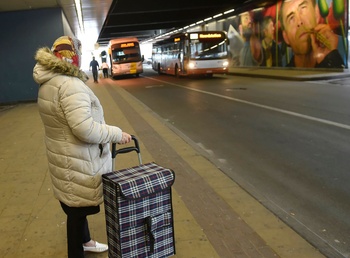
[177,41,184,73]
[182,40,190,73]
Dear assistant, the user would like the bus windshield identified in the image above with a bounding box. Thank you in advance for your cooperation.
[189,38,228,60]
[111,43,141,63]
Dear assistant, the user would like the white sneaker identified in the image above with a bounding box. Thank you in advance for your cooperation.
[83,241,108,253]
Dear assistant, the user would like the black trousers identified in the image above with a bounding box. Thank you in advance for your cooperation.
[103,68,108,78]
[92,70,98,82]
[60,202,100,258]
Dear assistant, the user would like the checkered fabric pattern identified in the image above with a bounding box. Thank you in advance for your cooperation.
[103,162,175,258]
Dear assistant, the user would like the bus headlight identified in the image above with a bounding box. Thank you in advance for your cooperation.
[188,62,196,69]
[223,61,229,67]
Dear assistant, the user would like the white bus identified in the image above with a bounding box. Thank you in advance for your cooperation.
[152,31,229,77]
[108,37,143,78]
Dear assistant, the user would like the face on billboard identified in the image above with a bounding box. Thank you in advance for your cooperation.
[281,0,319,55]
[240,12,252,29]
[263,19,275,41]
[227,0,346,68]
[239,12,254,40]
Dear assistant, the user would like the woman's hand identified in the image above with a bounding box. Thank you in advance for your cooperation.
[118,132,132,144]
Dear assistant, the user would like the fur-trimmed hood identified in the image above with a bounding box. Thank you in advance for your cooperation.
[33,47,88,85]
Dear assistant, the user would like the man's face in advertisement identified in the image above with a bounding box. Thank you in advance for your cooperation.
[281,0,319,55]
[264,19,275,41]
[240,12,253,40]
[240,12,252,29]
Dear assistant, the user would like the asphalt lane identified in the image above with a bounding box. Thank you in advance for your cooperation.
[111,67,350,258]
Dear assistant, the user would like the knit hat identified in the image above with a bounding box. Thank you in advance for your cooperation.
[51,36,82,67]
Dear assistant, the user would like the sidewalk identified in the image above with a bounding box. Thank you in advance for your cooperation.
[228,67,350,81]
[0,76,326,258]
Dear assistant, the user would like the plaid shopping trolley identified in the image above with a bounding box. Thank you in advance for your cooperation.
[102,136,175,258]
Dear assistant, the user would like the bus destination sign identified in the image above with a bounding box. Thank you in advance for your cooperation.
[121,42,135,48]
[199,33,223,39]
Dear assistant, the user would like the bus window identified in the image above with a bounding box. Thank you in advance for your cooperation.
[190,40,228,59]
[113,50,125,62]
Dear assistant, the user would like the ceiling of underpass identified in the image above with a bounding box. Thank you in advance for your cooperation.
[0,0,274,46]
[99,0,241,45]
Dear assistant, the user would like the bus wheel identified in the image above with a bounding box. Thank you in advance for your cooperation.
[158,64,162,75]
[135,73,139,77]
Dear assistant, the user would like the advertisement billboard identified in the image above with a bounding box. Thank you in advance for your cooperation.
[227,0,348,68]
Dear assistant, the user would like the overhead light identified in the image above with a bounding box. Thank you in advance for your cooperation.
[224,9,235,14]
[74,0,84,33]
[253,7,264,12]
[213,13,223,18]
[204,17,212,22]
[196,20,204,24]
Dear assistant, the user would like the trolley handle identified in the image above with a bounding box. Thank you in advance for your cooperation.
[111,135,142,166]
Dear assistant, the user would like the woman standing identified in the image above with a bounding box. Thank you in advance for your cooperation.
[33,36,131,258]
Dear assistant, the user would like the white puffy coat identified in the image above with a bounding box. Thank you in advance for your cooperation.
[33,47,122,207]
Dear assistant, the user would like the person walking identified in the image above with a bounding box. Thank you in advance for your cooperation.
[33,36,132,258]
[101,62,109,78]
[89,56,100,82]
